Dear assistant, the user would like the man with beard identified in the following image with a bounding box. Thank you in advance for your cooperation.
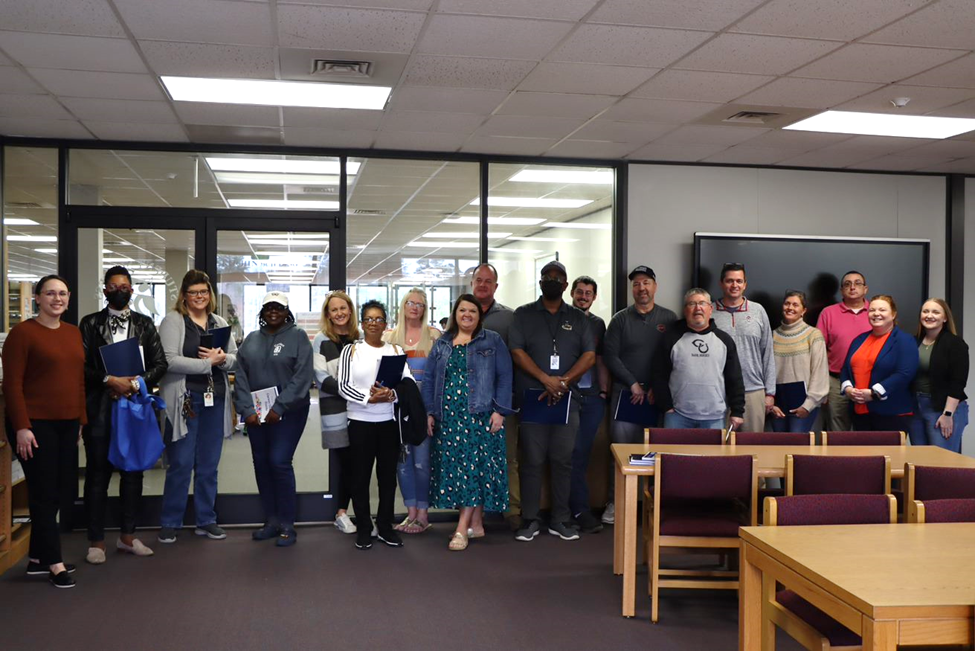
[80,266,167,565]
[509,261,595,542]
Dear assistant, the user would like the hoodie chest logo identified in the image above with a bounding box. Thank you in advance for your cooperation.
[273,343,285,356]
[691,338,709,355]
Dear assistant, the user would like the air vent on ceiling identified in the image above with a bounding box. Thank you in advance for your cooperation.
[723,111,782,125]
[351,209,386,216]
[311,59,372,78]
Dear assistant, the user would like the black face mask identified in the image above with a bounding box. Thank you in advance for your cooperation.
[106,290,131,310]
[541,279,563,300]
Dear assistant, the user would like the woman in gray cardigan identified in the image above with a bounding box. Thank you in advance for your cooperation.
[156,270,237,544]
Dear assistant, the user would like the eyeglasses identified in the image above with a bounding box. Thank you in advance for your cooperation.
[405,300,425,309]
[684,301,710,308]
[842,280,865,288]
[573,290,595,298]
[363,316,387,324]
[186,289,210,297]
[42,290,70,299]
[106,283,132,293]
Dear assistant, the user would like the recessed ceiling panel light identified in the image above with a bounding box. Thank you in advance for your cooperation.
[4,218,40,226]
[442,216,546,226]
[249,240,330,246]
[507,236,579,242]
[470,197,592,208]
[228,199,339,210]
[215,172,340,185]
[422,231,511,239]
[488,247,541,254]
[7,235,57,242]
[511,170,613,185]
[34,248,58,254]
[207,158,358,175]
[406,241,479,248]
[162,76,391,110]
[245,233,329,240]
[540,222,611,230]
[784,110,975,139]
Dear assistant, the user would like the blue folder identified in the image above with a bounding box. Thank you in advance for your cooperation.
[614,390,659,426]
[99,337,145,377]
[375,354,407,387]
[775,381,807,412]
[521,388,571,425]
[201,326,231,351]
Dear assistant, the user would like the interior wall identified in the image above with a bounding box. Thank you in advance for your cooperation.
[964,178,975,457]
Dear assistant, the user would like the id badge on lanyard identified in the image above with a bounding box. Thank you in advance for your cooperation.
[203,375,215,408]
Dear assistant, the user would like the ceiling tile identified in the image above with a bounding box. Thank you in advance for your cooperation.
[518,62,658,95]
[626,141,728,161]
[677,34,843,75]
[730,0,928,40]
[630,70,773,103]
[31,69,163,100]
[601,98,722,123]
[545,139,639,158]
[0,67,47,94]
[416,15,573,60]
[793,44,965,84]
[115,0,273,46]
[572,119,673,142]
[185,124,282,146]
[897,139,975,158]
[589,0,766,31]
[835,84,975,114]
[283,108,385,130]
[741,129,853,150]
[702,145,808,165]
[436,0,599,21]
[654,124,769,146]
[737,77,883,108]
[847,153,953,171]
[280,0,434,8]
[282,126,378,148]
[139,42,275,79]
[381,110,485,134]
[0,93,72,120]
[461,135,558,156]
[776,135,935,168]
[389,86,507,113]
[496,92,616,118]
[278,6,426,52]
[550,24,711,67]
[476,115,585,139]
[84,121,188,142]
[0,31,146,73]
[865,0,975,49]
[902,54,975,90]
[61,98,179,123]
[929,99,975,118]
[0,52,11,66]
[775,148,882,168]
[915,157,975,174]
[404,56,535,90]
[373,131,470,152]
[174,102,281,127]
[0,0,127,37]
[0,116,92,138]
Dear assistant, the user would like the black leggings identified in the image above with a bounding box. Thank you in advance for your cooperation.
[331,446,353,512]
[348,419,399,532]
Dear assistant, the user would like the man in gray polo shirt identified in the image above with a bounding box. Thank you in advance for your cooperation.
[509,260,595,542]
[601,265,677,524]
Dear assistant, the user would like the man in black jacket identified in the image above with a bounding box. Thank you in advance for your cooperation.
[80,265,167,565]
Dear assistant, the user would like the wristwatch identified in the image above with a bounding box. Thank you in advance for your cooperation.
[599,391,608,398]
[103,375,111,384]
[944,410,953,417]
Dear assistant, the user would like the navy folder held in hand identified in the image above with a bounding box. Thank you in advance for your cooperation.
[521,388,571,425]
[375,354,407,387]
[614,390,658,426]
[774,381,807,412]
[200,326,231,351]
[99,337,145,377]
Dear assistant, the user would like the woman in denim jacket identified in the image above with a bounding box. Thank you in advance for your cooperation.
[423,294,514,551]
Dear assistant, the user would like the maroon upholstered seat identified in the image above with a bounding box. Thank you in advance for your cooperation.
[787,454,889,496]
[733,431,812,445]
[768,493,895,526]
[824,430,904,446]
[917,498,975,523]
[648,428,723,445]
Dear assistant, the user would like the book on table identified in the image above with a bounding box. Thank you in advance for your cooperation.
[629,452,656,466]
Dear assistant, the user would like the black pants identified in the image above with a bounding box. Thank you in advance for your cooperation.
[11,419,79,566]
[852,413,913,432]
[83,427,143,541]
[348,419,399,533]
[332,446,353,512]
[520,410,580,525]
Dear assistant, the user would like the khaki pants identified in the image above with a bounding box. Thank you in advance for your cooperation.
[504,413,520,516]
[741,389,768,433]
[824,375,852,432]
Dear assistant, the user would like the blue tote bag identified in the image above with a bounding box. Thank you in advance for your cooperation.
[109,377,167,472]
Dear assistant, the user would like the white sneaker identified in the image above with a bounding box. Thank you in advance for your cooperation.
[371,520,378,538]
[602,502,615,525]
[334,513,357,534]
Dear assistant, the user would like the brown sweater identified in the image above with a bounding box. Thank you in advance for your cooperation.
[2,318,87,431]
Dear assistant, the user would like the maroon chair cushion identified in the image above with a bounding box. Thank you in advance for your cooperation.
[914,465,975,500]
[921,498,975,523]
[776,590,861,647]
[791,455,887,495]
[659,454,754,502]
[658,503,747,536]
[773,494,892,526]
[649,428,723,445]
[735,431,810,445]
[826,431,902,446]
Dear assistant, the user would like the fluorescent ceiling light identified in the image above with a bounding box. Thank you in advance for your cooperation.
[488,247,541,254]
[162,76,390,111]
[540,222,611,230]
[784,110,975,139]
[511,170,613,185]
[245,233,329,240]
[406,241,479,248]
[4,218,40,226]
[250,240,330,247]
[7,235,57,242]
[228,199,339,210]
[34,248,58,254]
[507,236,579,242]
[423,232,511,239]
[208,158,357,175]
[470,197,592,209]
[215,172,339,186]
[442,216,546,226]
[102,257,134,263]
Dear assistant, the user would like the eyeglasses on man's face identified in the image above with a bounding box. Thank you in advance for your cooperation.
[684,300,710,308]
[186,289,210,297]
[842,280,865,288]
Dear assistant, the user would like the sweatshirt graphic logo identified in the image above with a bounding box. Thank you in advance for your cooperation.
[691,338,709,355]
[272,343,285,356]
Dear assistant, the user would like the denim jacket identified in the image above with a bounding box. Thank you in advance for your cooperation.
[421,328,515,420]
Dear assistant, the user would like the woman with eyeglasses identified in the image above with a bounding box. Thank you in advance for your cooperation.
[338,300,413,550]
[770,291,829,432]
[382,288,440,534]
[3,275,85,588]
[156,270,237,544]
[233,291,313,547]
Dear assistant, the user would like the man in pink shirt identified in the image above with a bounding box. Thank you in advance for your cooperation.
[816,270,872,431]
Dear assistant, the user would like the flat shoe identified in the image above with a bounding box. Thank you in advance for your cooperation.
[116,538,154,557]
[393,516,414,532]
[86,547,106,565]
[466,528,485,539]
[448,532,468,551]
[402,520,428,534]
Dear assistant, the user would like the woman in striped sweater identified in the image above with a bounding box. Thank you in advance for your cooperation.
[770,290,829,433]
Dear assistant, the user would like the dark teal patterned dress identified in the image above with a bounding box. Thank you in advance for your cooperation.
[429,343,508,511]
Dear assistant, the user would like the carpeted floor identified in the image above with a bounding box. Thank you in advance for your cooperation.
[0,523,803,651]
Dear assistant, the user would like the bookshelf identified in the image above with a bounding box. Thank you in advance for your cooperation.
[0,396,31,575]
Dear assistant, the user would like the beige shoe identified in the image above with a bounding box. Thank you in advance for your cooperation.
[86,547,106,564]
[448,531,468,551]
[116,538,154,557]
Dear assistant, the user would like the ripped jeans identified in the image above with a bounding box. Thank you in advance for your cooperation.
[397,437,431,510]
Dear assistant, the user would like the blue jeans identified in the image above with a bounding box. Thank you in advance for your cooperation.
[397,437,431,510]
[161,393,226,528]
[248,404,309,528]
[770,407,820,434]
[663,411,726,430]
[570,394,606,516]
[910,393,968,453]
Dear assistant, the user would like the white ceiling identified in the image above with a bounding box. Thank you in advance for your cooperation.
[1,0,975,172]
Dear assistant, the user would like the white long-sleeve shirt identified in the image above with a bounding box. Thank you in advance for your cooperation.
[337,341,412,423]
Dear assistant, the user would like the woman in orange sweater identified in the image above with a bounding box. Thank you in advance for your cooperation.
[2,275,86,589]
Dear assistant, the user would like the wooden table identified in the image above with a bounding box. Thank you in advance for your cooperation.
[739,523,975,650]
[611,443,975,618]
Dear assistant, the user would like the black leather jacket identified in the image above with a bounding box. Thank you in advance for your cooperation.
[80,308,168,437]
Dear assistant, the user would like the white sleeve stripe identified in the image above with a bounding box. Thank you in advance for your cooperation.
[338,346,367,402]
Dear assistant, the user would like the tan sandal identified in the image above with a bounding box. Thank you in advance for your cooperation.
[393,517,414,532]
[448,531,468,551]
[467,527,485,539]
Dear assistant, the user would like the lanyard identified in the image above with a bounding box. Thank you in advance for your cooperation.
[543,308,563,356]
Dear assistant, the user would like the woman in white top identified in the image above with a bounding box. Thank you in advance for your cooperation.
[338,300,413,550]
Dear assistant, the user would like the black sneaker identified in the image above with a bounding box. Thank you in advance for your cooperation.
[195,524,227,540]
[575,510,604,534]
[252,524,279,541]
[27,562,76,576]
[548,521,581,541]
[275,528,297,547]
[157,527,178,544]
[355,532,373,550]
[377,530,404,547]
[49,571,76,589]
[515,519,541,542]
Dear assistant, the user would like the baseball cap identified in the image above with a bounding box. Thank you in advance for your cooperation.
[628,265,656,280]
[540,260,566,277]
[262,291,289,308]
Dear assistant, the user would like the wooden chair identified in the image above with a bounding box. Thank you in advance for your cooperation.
[785,454,890,496]
[731,431,813,445]
[821,430,906,446]
[648,453,757,622]
[904,463,975,523]
[910,498,975,523]
[762,494,897,650]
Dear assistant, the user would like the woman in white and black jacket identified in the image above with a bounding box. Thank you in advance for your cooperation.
[337,300,412,551]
